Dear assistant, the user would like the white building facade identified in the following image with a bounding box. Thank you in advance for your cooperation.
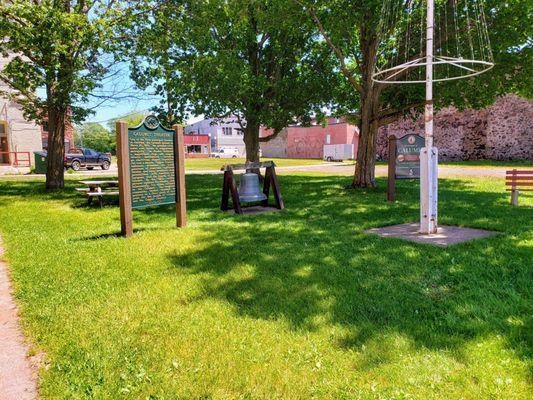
[185,117,246,157]
[1,56,42,168]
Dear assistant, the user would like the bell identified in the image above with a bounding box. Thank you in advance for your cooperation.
[238,172,267,203]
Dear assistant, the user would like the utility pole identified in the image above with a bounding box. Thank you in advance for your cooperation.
[420,0,438,234]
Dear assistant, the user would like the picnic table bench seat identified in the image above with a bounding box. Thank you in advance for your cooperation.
[76,180,119,207]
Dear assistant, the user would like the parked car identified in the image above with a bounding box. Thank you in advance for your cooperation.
[323,144,354,162]
[211,148,240,158]
[65,148,111,171]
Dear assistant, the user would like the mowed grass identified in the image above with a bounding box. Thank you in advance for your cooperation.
[0,174,531,399]
[107,157,327,172]
[184,157,328,170]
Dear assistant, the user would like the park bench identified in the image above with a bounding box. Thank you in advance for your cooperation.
[506,169,533,206]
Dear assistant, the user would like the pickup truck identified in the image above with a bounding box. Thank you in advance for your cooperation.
[64,148,111,171]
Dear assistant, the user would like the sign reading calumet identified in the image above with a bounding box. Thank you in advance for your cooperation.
[395,134,425,179]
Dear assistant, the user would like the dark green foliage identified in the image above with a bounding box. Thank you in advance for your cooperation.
[127,0,336,160]
[77,123,115,153]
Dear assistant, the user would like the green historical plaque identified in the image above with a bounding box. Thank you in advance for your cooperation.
[395,134,425,179]
[128,118,177,209]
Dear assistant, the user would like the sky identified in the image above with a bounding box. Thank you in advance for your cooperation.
[82,62,203,126]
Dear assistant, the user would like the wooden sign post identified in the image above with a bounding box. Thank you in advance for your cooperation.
[387,134,425,202]
[117,116,186,237]
[387,136,397,202]
[117,121,133,236]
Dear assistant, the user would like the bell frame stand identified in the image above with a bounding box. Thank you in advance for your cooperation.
[221,161,284,215]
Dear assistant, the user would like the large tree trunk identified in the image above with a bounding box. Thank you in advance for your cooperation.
[45,106,67,190]
[352,92,380,188]
[351,29,380,188]
[243,121,261,163]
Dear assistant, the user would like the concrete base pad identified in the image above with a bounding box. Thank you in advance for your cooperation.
[228,206,281,215]
[365,223,498,247]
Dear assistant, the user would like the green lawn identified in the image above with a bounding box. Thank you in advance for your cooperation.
[0,174,531,399]
[184,157,328,170]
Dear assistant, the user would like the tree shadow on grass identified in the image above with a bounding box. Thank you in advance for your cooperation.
[163,174,531,368]
[1,175,530,367]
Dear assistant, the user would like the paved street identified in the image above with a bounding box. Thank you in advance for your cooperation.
[0,161,523,180]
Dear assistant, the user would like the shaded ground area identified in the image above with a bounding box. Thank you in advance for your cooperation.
[0,175,531,399]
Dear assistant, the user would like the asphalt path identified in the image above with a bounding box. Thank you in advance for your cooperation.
[0,162,518,179]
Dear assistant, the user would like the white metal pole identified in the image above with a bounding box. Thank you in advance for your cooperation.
[425,0,434,150]
[420,0,438,234]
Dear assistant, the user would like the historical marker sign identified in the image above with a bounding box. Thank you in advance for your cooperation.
[117,116,186,237]
[128,127,176,208]
[395,134,425,179]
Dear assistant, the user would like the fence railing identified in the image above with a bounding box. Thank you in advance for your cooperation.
[0,151,31,167]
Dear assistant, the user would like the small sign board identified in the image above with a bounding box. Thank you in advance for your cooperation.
[117,116,186,237]
[395,134,425,179]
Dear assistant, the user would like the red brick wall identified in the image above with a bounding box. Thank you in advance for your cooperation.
[41,120,74,152]
[262,123,359,159]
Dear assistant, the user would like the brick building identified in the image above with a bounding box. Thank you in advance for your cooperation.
[40,119,75,153]
[184,133,211,158]
[261,118,359,159]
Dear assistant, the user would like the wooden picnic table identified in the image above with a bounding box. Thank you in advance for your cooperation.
[77,180,119,207]
[78,180,119,190]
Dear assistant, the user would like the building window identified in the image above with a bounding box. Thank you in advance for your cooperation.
[222,127,232,136]
[236,129,243,135]
[326,134,331,144]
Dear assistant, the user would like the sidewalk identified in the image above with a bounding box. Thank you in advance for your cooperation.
[0,162,516,179]
[0,239,38,400]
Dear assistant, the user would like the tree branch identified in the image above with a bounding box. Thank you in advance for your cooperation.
[259,128,282,142]
[295,0,363,94]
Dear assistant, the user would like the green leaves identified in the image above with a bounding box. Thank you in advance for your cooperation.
[0,0,132,123]
[77,122,115,153]
[128,0,335,136]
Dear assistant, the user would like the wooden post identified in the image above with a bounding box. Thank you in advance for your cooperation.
[229,170,243,214]
[174,125,187,227]
[268,166,284,209]
[117,122,133,237]
[387,136,397,202]
[511,189,519,206]
[262,167,272,207]
[221,171,231,211]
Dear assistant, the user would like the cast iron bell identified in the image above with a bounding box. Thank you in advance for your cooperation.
[238,172,267,203]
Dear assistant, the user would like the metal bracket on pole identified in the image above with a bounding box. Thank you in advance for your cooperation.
[420,146,438,234]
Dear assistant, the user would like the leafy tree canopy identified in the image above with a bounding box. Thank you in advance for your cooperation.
[127,0,337,161]
[107,111,147,131]
[296,0,531,187]
[0,0,138,189]
[77,122,114,153]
